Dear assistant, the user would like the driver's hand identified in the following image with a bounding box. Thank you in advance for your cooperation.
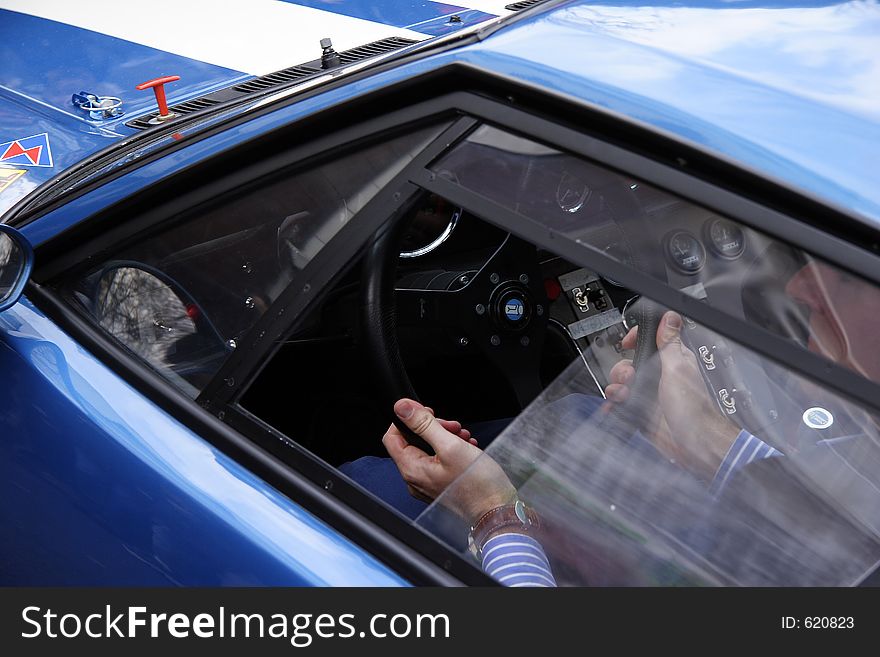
[383,399,516,524]
[605,311,741,480]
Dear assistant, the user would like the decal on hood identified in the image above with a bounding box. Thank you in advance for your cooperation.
[0,133,53,168]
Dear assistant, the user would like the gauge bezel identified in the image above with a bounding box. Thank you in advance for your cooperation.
[664,229,706,274]
[704,217,746,260]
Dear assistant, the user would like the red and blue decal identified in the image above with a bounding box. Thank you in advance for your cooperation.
[0,133,53,168]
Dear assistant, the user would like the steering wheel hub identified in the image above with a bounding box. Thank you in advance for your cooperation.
[491,283,532,331]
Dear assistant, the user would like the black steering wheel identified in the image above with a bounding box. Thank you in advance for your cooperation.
[362,219,549,452]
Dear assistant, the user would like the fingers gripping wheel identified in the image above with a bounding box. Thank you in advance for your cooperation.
[362,222,549,453]
[610,297,663,437]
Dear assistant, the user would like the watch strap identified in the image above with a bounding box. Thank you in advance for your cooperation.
[469,499,540,554]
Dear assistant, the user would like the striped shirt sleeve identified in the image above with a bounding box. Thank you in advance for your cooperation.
[709,429,783,497]
[480,532,557,587]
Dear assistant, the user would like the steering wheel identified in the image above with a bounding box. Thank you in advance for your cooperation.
[362,219,549,452]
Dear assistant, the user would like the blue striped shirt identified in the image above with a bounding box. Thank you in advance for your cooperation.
[709,429,784,496]
[481,532,557,587]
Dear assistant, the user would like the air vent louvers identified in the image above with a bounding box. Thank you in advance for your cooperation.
[505,1,548,11]
[126,36,419,130]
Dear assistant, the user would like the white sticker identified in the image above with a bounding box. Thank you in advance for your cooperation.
[802,407,834,430]
[568,309,623,340]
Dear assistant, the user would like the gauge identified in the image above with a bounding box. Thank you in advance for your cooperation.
[399,194,462,259]
[665,230,706,274]
[705,218,745,259]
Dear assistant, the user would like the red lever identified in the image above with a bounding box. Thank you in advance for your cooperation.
[136,75,180,119]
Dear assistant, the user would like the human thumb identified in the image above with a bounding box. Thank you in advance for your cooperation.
[656,311,683,352]
[394,398,456,452]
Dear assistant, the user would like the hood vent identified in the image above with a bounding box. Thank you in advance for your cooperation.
[126,36,419,130]
[232,64,322,95]
[337,37,416,64]
[505,1,549,10]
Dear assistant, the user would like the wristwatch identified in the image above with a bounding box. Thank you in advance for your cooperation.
[467,498,541,559]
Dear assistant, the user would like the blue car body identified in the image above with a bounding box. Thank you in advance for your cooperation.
[1,0,878,585]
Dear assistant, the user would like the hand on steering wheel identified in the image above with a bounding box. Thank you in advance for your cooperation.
[363,221,548,453]
[605,310,741,479]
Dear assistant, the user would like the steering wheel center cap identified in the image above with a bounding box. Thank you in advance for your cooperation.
[492,285,532,330]
[505,297,525,322]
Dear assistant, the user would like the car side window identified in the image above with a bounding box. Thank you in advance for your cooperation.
[67,124,449,396]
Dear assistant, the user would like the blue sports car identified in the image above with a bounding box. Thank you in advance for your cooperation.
[2,0,880,586]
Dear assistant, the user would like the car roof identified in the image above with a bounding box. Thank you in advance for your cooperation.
[452,0,880,226]
[3,1,878,230]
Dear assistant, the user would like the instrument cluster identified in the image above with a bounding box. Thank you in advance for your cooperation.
[664,218,746,275]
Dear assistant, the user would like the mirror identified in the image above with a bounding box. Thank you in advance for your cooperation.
[0,224,34,313]
[92,263,228,393]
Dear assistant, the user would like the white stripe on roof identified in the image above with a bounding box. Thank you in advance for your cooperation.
[0,0,426,76]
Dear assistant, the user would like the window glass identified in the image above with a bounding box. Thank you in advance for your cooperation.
[412,124,880,585]
[69,123,449,395]
[416,290,880,586]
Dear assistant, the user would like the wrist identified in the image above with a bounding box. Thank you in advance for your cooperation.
[701,421,741,475]
[467,498,541,558]
[463,489,517,526]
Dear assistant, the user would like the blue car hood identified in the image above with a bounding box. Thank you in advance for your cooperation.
[0,0,508,213]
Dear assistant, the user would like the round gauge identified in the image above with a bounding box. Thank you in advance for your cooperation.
[706,218,746,259]
[399,194,462,259]
[665,230,706,274]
